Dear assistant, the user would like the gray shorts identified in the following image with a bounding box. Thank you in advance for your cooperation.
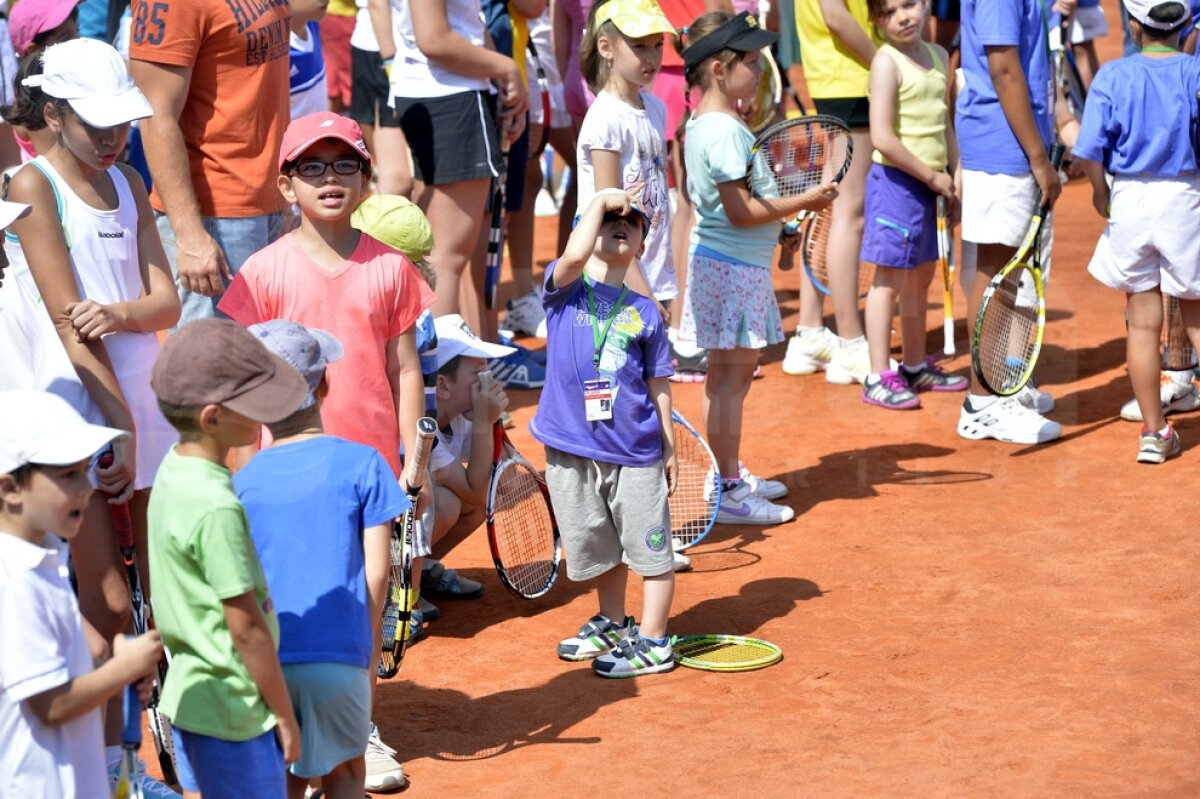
[282,662,371,780]
[544,447,674,581]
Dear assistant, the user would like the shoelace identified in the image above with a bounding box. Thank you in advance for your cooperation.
[878,372,910,393]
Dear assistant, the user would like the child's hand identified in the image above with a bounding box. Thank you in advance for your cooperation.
[97,436,136,504]
[472,370,509,426]
[926,171,956,202]
[65,299,124,342]
[663,449,678,497]
[796,181,838,213]
[1032,157,1063,208]
[1091,186,1111,219]
[276,715,302,765]
[593,188,636,217]
[112,630,163,679]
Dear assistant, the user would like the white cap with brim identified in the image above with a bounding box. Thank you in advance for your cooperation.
[24,39,153,128]
[0,390,126,473]
[0,200,30,230]
[432,314,517,370]
[1124,0,1188,29]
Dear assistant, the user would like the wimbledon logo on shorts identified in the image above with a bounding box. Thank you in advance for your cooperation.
[645,526,667,552]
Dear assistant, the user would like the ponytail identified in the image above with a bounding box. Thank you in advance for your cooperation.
[1,51,65,130]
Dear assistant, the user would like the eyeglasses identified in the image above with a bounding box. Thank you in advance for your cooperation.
[291,158,366,178]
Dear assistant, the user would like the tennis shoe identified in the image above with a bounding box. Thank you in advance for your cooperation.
[592,633,675,678]
[669,342,709,383]
[673,550,692,572]
[498,330,547,364]
[739,464,788,500]
[901,358,968,392]
[1137,425,1181,463]
[782,326,837,375]
[108,760,181,798]
[863,370,921,410]
[488,346,546,390]
[407,605,428,646]
[557,614,635,661]
[421,561,485,599]
[418,595,440,622]
[499,291,548,338]
[826,336,870,385]
[1015,382,1054,414]
[716,481,795,525]
[1119,372,1200,422]
[365,725,408,792]
[956,395,1062,444]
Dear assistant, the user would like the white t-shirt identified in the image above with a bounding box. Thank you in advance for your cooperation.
[576,90,676,300]
[349,0,378,51]
[429,415,475,473]
[0,534,108,797]
[390,0,490,98]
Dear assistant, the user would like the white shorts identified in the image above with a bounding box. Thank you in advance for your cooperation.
[960,169,1054,293]
[1087,174,1200,299]
[1049,7,1108,47]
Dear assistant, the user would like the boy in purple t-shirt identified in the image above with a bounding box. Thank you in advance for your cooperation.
[530,190,677,679]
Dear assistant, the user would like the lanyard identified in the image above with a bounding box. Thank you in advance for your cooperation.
[1142,46,1179,54]
[584,276,628,371]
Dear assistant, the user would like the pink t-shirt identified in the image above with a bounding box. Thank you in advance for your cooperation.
[218,232,434,477]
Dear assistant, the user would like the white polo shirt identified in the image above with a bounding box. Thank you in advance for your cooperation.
[0,533,107,797]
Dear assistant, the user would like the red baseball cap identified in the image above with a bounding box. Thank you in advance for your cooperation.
[279,112,371,171]
[9,0,79,56]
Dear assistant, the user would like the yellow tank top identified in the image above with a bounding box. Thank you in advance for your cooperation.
[871,43,948,170]
[794,0,880,99]
[328,0,357,17]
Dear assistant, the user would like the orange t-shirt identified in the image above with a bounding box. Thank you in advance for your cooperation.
[217,233,435,478]
[129,0,290,218]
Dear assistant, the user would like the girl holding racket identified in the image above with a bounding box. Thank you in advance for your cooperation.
[678,12,836,525]
[859,0,966,410]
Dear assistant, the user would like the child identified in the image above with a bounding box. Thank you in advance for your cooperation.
[1074,0,1200,463]
[678,12,835,525]
[576,0,677,303]
[954,0,1063,445]
[148,318,307,798]
[531,189,677,677]
[218,111,432,790]
[860,0,966,409]
[0,389,162,797]
[7,0,80,164]
[235,320,409,799]
[289,0,329,120]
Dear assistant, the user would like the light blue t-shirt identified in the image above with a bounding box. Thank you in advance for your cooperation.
[957,0,1055,174]
[683,113,780,268]
[235,437,408,669]
[1073,53,1200,177]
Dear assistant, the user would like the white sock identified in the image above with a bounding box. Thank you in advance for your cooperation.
[838,335,866,348]
[796,325,825,337]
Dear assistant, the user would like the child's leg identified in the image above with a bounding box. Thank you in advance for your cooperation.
[1127,288,1167,432]
[638,570,675,640]
[417,179,491,321]
[702,347,759,479]
[596,564,629,624]
[899,261,936,367]
[367,125,414,197]
[286,772,310,799]
[966,243,1015,394]
[1178,298,1200,375]
[865,264,901,375]
[318,757,367,799]
[824,128,872,340]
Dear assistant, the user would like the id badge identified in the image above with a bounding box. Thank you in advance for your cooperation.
[583,378,615,421]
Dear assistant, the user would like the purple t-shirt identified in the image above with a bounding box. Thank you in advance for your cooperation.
[956,0,1055,174]
[530,264,673,468]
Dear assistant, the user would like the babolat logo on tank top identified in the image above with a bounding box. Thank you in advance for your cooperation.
[98,231,124,239]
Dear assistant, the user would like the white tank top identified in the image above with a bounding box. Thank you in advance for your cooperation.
[389,0,490,98]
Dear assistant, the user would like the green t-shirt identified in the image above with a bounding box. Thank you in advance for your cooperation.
[147,447,280,740]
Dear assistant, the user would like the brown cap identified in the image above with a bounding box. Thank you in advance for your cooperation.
[152,319,309,423]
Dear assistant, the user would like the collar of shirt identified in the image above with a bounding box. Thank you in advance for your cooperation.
[0,531,66,573]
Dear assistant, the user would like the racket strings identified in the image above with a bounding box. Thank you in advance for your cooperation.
[493,463,557,595]
[751,121,850,198]
[977,270,1041,393]
[672,636,784,671]
[1162,295,1196,367]
[802,207,832,287]
[669,428,720,549]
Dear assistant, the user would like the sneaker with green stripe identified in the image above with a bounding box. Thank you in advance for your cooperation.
[557,614,634,661]
[592,633,675,678]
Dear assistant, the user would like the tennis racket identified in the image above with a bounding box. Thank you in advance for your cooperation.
[797,207,871,299]
[99,452,177,789]
[484,116,514,310]
[668,411,719,552]
[1054,17,1086,125]
[937,196,955,356]
[526,37,553,157]
[486,409,561,600]
[378,416,439,679]
[112,682,144,799]
[671,635,783,672]
[741,48,782,134]
[971,144,1064,396]
[1162,294,1196,369]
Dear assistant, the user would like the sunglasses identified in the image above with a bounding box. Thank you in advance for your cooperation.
[291,158,366,178]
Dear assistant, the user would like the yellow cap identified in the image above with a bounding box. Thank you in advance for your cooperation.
[595,0,675,38]
[352,194,434,261]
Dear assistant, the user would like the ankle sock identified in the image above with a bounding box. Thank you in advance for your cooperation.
[642,633,669,646]
[838,335,866,348]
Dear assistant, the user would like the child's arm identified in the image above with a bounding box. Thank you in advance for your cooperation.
[590,150,656,299]
[65,165,181,340]
[363,522,391,652]
[941,46,960,179]
[433,375,508,508]
[553,190,636,288]
[715,178,838,228]
[1077,158,1109,219]
[986,46,1062,206]
[817,0,878,67]
[25,630,162,727]
[648,376,676,495]
[868,50,955,199]
[387,328,428,483]
[223,591,300,764]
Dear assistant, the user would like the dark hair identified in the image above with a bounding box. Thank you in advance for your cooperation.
[31,6,79,51]
[1141,2,1188,38]
[1,51,68,130]
[8,463,35,487]
[866,0,889,20]
[436,355,464,379]
[579,0,618,93]
[156,399,204,434]
[675,13,741,139]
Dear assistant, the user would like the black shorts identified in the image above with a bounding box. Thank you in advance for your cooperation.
[813,96,871,130]
[931,0,960,21]
[392,90,502,185]
[349,47,401,128]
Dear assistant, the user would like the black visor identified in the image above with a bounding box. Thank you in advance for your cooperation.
[682,12,779,71]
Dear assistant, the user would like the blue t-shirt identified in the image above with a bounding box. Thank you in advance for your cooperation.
[684,113,780,268]
[530,265,673,468]
[1073,54,1200,177]
[957,0,1055,174]
[234,437,408,668]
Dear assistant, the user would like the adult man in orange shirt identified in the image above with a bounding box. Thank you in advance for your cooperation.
[129,0,291,325]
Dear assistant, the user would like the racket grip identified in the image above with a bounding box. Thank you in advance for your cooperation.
[943,318,956,356]
[98,451,135,550]
[403,417,439,495]
[122,671,142,746]
[1049,143,1066,170]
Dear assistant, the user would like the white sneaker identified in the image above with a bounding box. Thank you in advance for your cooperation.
[782,327,837,375]
[673,550,692,571]
[739,464,787,500]
[365,724,408,792]
[826,336,870,385]
[1015,383,1054,414]
[957,395,1062,444]
[108,758,180,798]
[715,482,795,525]
[499,291,548,338]
[1119,372,1200,422]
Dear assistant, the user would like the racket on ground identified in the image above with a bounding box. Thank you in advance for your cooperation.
[1162,294,1196,369]
[486,410,561,600]
[484,117,513,310]
[938,196,955,356]
[378,416,439,679]
[971,144,1064,396]
[112,682,144,799]
[526,37,552,157]
[99,452,177,789]
[671,635,783,672]
[668,411,719,551]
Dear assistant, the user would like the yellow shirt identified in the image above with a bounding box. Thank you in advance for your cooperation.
[871,43,948,170]
[794,0,880,99]
[328,0,357,17]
